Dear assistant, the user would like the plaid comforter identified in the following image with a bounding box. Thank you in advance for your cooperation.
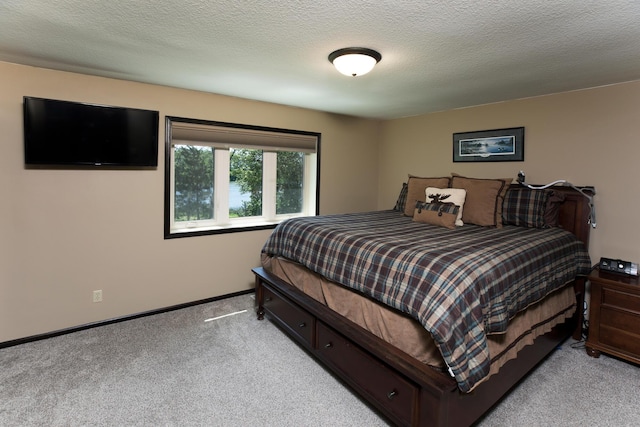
[261,210,591,392]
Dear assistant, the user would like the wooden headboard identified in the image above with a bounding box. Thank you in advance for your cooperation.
[555,186,593,249]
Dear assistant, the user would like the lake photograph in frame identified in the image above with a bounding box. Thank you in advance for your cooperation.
[459,136,515,157]
[453,127,524,162]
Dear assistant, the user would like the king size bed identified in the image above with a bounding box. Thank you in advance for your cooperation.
[253,175,592,426]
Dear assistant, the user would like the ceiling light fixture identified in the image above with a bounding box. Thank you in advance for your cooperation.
[328,47,382,77]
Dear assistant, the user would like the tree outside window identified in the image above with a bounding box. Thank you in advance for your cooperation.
[174,145,213,221]
[229,148,263,218]
[174,147,305,222]
[276,151,304,215]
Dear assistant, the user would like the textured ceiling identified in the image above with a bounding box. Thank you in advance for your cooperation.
[1,1,640,119]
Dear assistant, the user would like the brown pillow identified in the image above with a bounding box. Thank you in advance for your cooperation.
[412,201,459,229]
[403,175,451,217]
[450,174,511,227]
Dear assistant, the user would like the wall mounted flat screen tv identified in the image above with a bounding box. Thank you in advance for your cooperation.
[24,97,159,167]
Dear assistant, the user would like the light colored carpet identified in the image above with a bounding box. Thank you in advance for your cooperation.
[1,293,639,426]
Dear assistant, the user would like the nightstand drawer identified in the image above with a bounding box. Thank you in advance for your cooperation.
[600,306,640,332]
[599,323,640,356]
[586,269,640,364]
[602,288,640,314]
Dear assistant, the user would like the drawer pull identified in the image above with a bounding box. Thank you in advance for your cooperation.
[387,390,397,400]
[324,342,333,348]
[264,296,272,302]
[298,322,306,328]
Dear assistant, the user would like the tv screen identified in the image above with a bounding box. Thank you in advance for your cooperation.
[24,97,159,167]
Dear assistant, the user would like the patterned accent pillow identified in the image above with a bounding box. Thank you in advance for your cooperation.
[502,187,552,228]
[393,182,408,211]
[425,187,466,226]
[413,200,460,229]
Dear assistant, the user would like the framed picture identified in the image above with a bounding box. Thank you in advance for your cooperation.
[453,127,524,162]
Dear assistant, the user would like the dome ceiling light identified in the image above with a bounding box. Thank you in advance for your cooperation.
[328,47,382,77]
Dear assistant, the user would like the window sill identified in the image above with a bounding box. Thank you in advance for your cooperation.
[165,222,279,239]
[166,213,310,239]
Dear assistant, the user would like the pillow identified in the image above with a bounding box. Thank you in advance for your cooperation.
[450,174,511,227]
[403,175,451,217]
[412,200,460,229]
[502,187,552,228]
[425,187,466,226]
[392,183,408,211]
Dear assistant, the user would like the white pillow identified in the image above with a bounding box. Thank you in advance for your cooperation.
[425,187,467,226]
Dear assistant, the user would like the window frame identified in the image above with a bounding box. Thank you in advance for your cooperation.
[164,116,320,239]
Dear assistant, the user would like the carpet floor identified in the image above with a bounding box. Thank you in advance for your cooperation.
[1,293,639,426]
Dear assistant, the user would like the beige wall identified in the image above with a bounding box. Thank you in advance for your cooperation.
[3,58,638,344]
[0,62,380,343]
[378,80,640,268]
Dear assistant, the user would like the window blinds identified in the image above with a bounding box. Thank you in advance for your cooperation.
[170,121,317,153]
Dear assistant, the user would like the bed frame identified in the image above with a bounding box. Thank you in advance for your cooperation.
[253,185,592,426]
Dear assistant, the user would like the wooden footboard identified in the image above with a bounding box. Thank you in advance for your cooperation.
[254,266,580,427]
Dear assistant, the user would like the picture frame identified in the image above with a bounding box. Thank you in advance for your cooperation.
[453,127,524,162]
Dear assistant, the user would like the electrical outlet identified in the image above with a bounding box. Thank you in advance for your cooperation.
[93,290,103,303]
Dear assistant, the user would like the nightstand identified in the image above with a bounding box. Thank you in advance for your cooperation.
[585,267,640,364]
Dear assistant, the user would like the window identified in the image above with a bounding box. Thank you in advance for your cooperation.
[165,117,319,238]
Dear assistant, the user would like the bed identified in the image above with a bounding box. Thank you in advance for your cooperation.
[253,178,592,426]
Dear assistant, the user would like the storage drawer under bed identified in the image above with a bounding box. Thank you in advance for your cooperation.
[316,321,418,426]
[258,275,419,426]
[261,282,315,349]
